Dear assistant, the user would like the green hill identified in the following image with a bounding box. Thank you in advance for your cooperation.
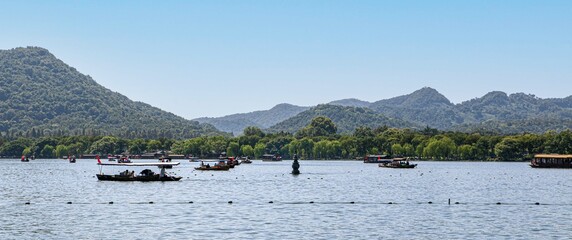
[0,47,224,138]
[268,104,418,134]
[369,87,463,129]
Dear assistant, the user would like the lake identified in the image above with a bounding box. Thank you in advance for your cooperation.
[1,159,571,239]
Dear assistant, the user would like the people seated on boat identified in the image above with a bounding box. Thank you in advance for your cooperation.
[140,169,155,176]
[206,163,210,168]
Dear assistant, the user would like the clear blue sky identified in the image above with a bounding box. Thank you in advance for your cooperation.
[2,0,571,119]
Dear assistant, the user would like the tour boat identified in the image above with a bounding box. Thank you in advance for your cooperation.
[195,160,230,171]
[378,158,417,168]
[96,156,182,181]
[261,154,282,162]
[530,154,572,168]
[363,155,393,164]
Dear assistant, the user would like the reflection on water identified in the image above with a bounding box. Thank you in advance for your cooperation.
[1,159,571,239]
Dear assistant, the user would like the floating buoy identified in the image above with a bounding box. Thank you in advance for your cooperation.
[149,201,154,204]
[350,201,355,204]
[228,201,233,204]
[268,201,274,204]
[25,202,30,205]
[309,201,314,204]
[388,202,393,204]
[428,201,433,204]
[535,202,540,205]
[496,202,501,205]
[109,201,114,204]
[67,202,72,204]
[455,202,460,204]
[189,201,193,204]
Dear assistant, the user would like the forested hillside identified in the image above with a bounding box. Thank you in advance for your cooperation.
[268,104,418,134]
[0,47,224,139]
[268,88,572,134]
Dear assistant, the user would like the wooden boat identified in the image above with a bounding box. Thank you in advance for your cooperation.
[195,160,230,171]
[107,154,117,161]
[530,154,572,168]
[117,156,132,163]
[364,155,393,164]
[240,157,252,164]
[378,158,417,168]
[262,154,282,162]
[96,158,182,181]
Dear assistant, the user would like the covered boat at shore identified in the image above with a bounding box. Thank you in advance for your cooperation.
[378,158,417,168]
[363,155,393,164]
[96,158,182,181]
[530,154,572,168]
[261,154,282,162]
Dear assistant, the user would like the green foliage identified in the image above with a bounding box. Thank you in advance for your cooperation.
[1,129,572,161]
[269,104,418,134]
[0,47,224,139]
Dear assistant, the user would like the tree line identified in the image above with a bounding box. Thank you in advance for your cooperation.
[1,117,571,161]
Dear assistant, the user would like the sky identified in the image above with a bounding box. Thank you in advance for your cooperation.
[1,0,571,119]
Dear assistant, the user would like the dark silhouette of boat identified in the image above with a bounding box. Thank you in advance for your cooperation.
[378,158,417,168]
[364,155,393,164]
[262,154,281,161]
[96,157,182,181]
[195,160,230,171]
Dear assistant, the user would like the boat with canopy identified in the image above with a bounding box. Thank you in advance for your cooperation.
[96,156,182,181]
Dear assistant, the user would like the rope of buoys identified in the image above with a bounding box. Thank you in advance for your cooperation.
[15,200,561,205]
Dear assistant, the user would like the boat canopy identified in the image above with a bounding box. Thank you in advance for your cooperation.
[534,154,572,159]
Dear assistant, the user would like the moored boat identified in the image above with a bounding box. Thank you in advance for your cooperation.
[261,154,282,162]
[530,154,572,168]
[378,158,417,168]
[364,155,393,164]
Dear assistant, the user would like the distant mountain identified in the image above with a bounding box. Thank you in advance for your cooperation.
[457,92,572,123]
[368,87,463,129]
[268,104,418,134]
[328,98,371,108]
[194,103,309,135]
[451,118,572,135]
[0,47,224,138]
[195,85,572,135]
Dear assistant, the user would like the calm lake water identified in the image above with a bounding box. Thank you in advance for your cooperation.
[1,159,571,239]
